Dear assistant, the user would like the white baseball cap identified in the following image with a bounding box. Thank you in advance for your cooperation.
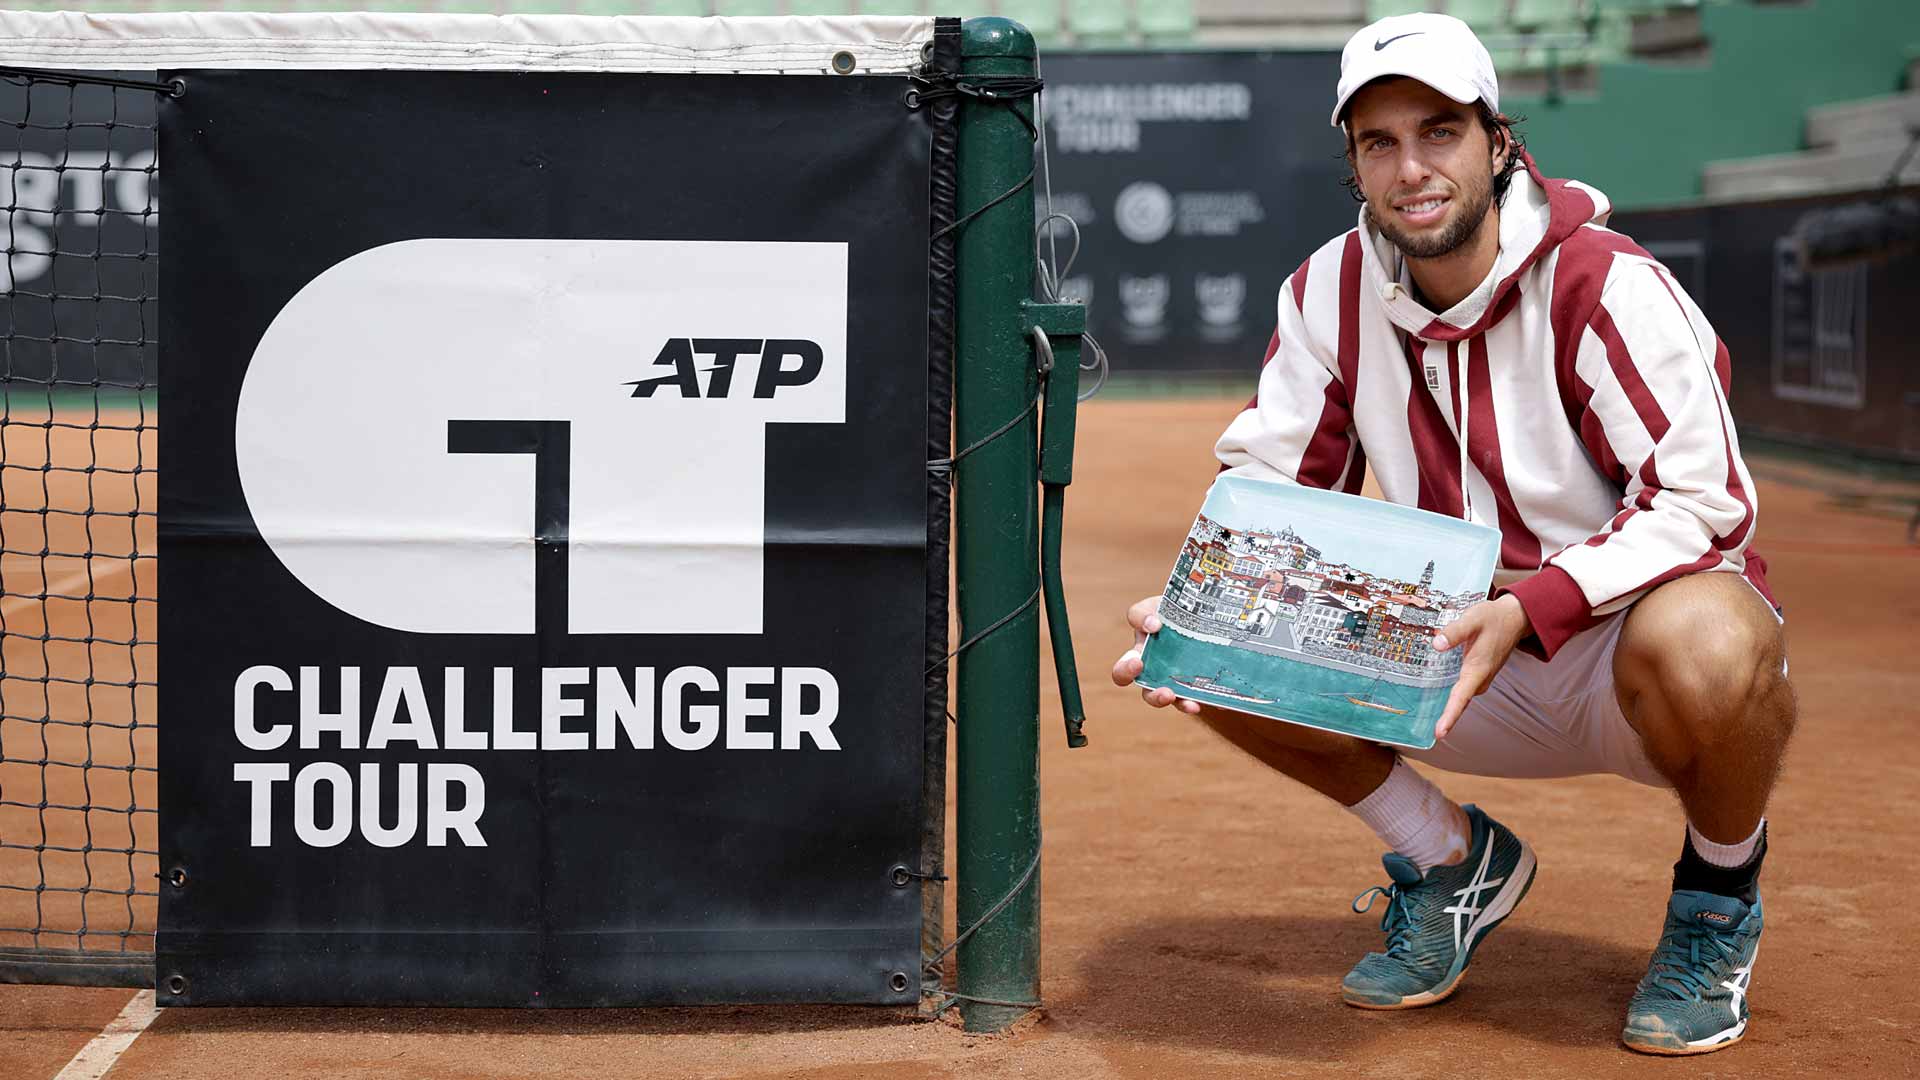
[1330,12,1499,128]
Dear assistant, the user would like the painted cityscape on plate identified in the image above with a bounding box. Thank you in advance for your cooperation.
[1137,475,1501,748]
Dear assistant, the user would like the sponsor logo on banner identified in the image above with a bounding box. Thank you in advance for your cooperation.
[1119,274,1170,343]
[1175,191,1267,238]
[1196,273,1246,342]
[234,238,848,637]
[1113,185,1268,245]
[1115,182,1176,244]
[1046,82,1253,155]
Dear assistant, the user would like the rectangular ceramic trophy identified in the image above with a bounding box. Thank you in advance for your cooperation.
[1137,475,1502,749]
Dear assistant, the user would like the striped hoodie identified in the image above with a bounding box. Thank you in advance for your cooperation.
[1215,160,1771,660]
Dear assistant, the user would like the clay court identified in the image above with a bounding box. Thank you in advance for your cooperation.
[1,395,1916,1079]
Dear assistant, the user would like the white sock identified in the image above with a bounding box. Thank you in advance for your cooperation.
[1688,818,1766,869]
[1346,758,1472,873]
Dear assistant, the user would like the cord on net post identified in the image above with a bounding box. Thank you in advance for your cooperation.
[916,357,1055,1017]
[918,65,1050,672]
[913,65,1083,1022]
[921,847,1043,1017]
[908,71,1043,246]
[1031,211,1108,402]
[1031,65,1108,404]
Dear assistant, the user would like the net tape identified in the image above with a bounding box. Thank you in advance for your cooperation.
[0,69,159,971]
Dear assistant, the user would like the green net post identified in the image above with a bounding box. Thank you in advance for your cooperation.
[953,15,1042,1034]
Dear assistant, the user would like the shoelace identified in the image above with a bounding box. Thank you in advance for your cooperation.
[1647,921,1740,1000]
[1352,884,1416,956]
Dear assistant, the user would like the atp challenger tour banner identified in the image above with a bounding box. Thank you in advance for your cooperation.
[1036,51,1352,374]
[158,68,933,1006]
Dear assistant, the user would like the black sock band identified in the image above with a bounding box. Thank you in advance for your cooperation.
[1672,823,1767,905]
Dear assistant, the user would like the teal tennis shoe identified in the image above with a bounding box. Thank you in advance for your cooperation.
[1342,804,1537,1009]
[1622,889,1762,1055]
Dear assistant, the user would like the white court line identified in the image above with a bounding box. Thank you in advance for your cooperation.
[52,989,156,1080]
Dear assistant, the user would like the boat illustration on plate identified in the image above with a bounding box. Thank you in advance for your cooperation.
[1170,671,1275,706]
[1318,676,1409,716]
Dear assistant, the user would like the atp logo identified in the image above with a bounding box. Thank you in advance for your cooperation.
[624,338,824,399]
[235,238,847,636]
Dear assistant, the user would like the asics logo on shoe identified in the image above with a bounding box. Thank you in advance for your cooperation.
[1699,910,1733,925]
[1442,841,1507,953]
[1719,949,1756,1020]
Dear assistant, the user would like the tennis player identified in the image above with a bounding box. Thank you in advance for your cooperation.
[1111,12,1793,1055]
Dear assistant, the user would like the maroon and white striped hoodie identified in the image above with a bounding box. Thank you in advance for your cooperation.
[1215,160,1772,660]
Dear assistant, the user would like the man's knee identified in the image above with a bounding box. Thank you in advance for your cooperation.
[1615,573,1792,749]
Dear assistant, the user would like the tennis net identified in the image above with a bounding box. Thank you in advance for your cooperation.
[0,68,159,987]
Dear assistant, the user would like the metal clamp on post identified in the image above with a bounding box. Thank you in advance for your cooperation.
[1024,300,1089,748]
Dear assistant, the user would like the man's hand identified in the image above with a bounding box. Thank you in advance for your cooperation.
[1431,594,1532,739]
[1110,596,1202,715]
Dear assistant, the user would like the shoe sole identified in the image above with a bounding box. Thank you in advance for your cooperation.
[1343,972,1465,1010]
[1622,1018,1748,1055]
[1342,838,1538,1011]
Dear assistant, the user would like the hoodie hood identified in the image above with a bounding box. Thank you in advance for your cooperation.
[1360,154,1612,341]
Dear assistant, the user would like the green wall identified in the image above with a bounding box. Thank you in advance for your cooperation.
[1506,0,1920,209]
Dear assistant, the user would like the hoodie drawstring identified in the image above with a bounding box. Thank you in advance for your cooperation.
[1457,347,1473,525]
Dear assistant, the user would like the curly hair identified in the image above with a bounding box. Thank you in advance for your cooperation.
[1339,100,1528,206]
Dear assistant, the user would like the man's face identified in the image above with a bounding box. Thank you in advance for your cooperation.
[1346,77,1505,260]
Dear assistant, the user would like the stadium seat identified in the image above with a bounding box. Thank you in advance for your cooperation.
[1066,0,1130,43]
[1590,0,1672,13]
[1365,0,1430,20]
[1448,0,1512,31]
[1589,11,1632,63]
[996,0,1066,40]
[1136,0,1197,40]
[1510,0,1582,31]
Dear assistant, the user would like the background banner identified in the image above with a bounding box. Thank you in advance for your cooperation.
[1617,195,1920,463]
[1035,50,1351,375]
[156,70,933,1006]
[0,73,158,395]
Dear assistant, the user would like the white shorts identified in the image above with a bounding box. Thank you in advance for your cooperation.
[1399,612,1670,788]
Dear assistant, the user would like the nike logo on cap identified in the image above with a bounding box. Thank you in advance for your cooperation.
[1374,32,1423,50]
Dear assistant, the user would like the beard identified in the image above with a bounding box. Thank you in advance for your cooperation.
[1367,163,1496,260]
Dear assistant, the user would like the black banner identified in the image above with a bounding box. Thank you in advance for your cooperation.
[157,70,933,1006]
[1617,191,1920,463]
[1036,51,1353,375]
